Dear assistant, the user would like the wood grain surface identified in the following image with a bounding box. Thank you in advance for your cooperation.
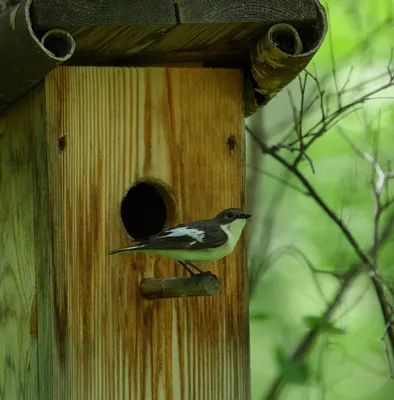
[0,96,39,399]
[4,66,250,399]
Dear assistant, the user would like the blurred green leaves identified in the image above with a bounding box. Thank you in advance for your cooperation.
[250,312,272,322]
[276,348,309,384]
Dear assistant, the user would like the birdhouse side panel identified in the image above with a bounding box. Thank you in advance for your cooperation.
[0,95,40,399]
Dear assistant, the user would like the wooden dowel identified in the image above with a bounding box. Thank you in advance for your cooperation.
[140,272,222,299]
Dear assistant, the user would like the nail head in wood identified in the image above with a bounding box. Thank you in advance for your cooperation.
[140,272,222,299]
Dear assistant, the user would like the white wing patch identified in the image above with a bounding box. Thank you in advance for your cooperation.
[165,227,206,243]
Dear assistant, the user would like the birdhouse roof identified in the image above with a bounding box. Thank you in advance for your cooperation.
[0,0,327,114]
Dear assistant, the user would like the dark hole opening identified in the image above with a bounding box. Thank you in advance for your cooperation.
[43,34,71,58]
[58,135,66,151]
[272,31,297,55]
[227,135,236,150]
[121,182,169,240]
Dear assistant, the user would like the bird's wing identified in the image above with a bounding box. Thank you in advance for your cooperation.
[137,220,228,250]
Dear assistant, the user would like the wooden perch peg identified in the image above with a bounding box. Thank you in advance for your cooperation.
[140,272,222,299]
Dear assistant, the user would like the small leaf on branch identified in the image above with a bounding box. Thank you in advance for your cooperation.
[303,315,346,335]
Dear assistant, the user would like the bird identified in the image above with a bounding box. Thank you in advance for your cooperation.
[109,208,251,276]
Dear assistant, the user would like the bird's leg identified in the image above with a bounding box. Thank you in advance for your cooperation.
[178,261,195,276]
[185,261,209,275]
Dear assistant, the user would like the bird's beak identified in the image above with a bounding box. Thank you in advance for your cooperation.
[243,213,252,219]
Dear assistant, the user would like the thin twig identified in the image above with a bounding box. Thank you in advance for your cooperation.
[292,75,394,166]
[287,87,299,135]
[298,73,308,152]
[306,69,326,133]
[246,164,308,196]
[338,66,354,105]
[335,71,390,96]
[387,47,394,81]
[328,6,341,109]
[382,317,394,378]
[247,164,295,295]
[279,245,340,303]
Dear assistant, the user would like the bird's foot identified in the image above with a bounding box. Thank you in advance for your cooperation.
[191,271,217,286]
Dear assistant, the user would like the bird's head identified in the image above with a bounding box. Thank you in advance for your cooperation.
[215,208,251,225]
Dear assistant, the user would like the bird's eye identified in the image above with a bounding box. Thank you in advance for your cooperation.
[226,212,234,219]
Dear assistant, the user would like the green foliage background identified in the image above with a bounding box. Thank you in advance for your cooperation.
[248,1,394,398]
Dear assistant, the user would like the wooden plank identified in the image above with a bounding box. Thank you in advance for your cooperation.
[39,66,249,399]
[31,0,176,27]
[0,94,39,399]
[178,0,317,22]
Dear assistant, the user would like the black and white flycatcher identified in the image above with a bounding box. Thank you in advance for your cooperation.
[109,208,251,275]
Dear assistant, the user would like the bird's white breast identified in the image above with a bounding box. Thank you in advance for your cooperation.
[220,218,246,252]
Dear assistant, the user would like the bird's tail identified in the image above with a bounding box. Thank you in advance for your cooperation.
[108,244,144,255]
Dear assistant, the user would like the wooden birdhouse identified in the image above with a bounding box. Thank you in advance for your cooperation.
[0,0,327,398]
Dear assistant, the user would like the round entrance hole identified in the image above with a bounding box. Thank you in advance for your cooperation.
[120,179,176,240]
